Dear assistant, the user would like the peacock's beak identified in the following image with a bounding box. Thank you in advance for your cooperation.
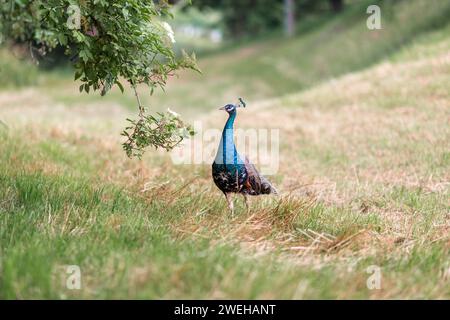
[219,106,225,110]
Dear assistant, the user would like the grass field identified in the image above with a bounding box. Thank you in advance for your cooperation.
[0,0,449,299]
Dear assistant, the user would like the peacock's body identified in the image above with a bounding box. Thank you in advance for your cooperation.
[212,99,277,213]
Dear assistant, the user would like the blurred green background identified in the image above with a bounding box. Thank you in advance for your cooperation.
[2,0,450,114]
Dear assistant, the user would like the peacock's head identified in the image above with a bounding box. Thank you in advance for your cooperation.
[219,98,246,114]
[219,104,237,113]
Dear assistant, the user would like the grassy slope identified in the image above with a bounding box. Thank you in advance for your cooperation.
[1,1,449,299]
[33,0,450,116]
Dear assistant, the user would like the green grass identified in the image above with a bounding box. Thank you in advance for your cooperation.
[0,160,447,298]
[0,0,449,299]
[0,49,38,88]
[0,142,375,299]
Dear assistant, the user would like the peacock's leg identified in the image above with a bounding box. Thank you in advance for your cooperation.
[242,194,249,212]
[225,193,234,215]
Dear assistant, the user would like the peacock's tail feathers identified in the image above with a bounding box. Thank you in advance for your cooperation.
[260,176,278,195]
[243,156,278,196]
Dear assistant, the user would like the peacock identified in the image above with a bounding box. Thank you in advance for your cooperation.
[212,98,277,214]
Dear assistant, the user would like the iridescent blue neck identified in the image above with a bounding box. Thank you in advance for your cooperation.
[215,111,242,165]
[224,111,236,130]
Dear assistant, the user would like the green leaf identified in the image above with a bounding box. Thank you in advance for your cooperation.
[57,33,67,46]
[115,81,124,93]
[74,70,83,80]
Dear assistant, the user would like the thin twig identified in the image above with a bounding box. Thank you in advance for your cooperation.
[132,84,145,116]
